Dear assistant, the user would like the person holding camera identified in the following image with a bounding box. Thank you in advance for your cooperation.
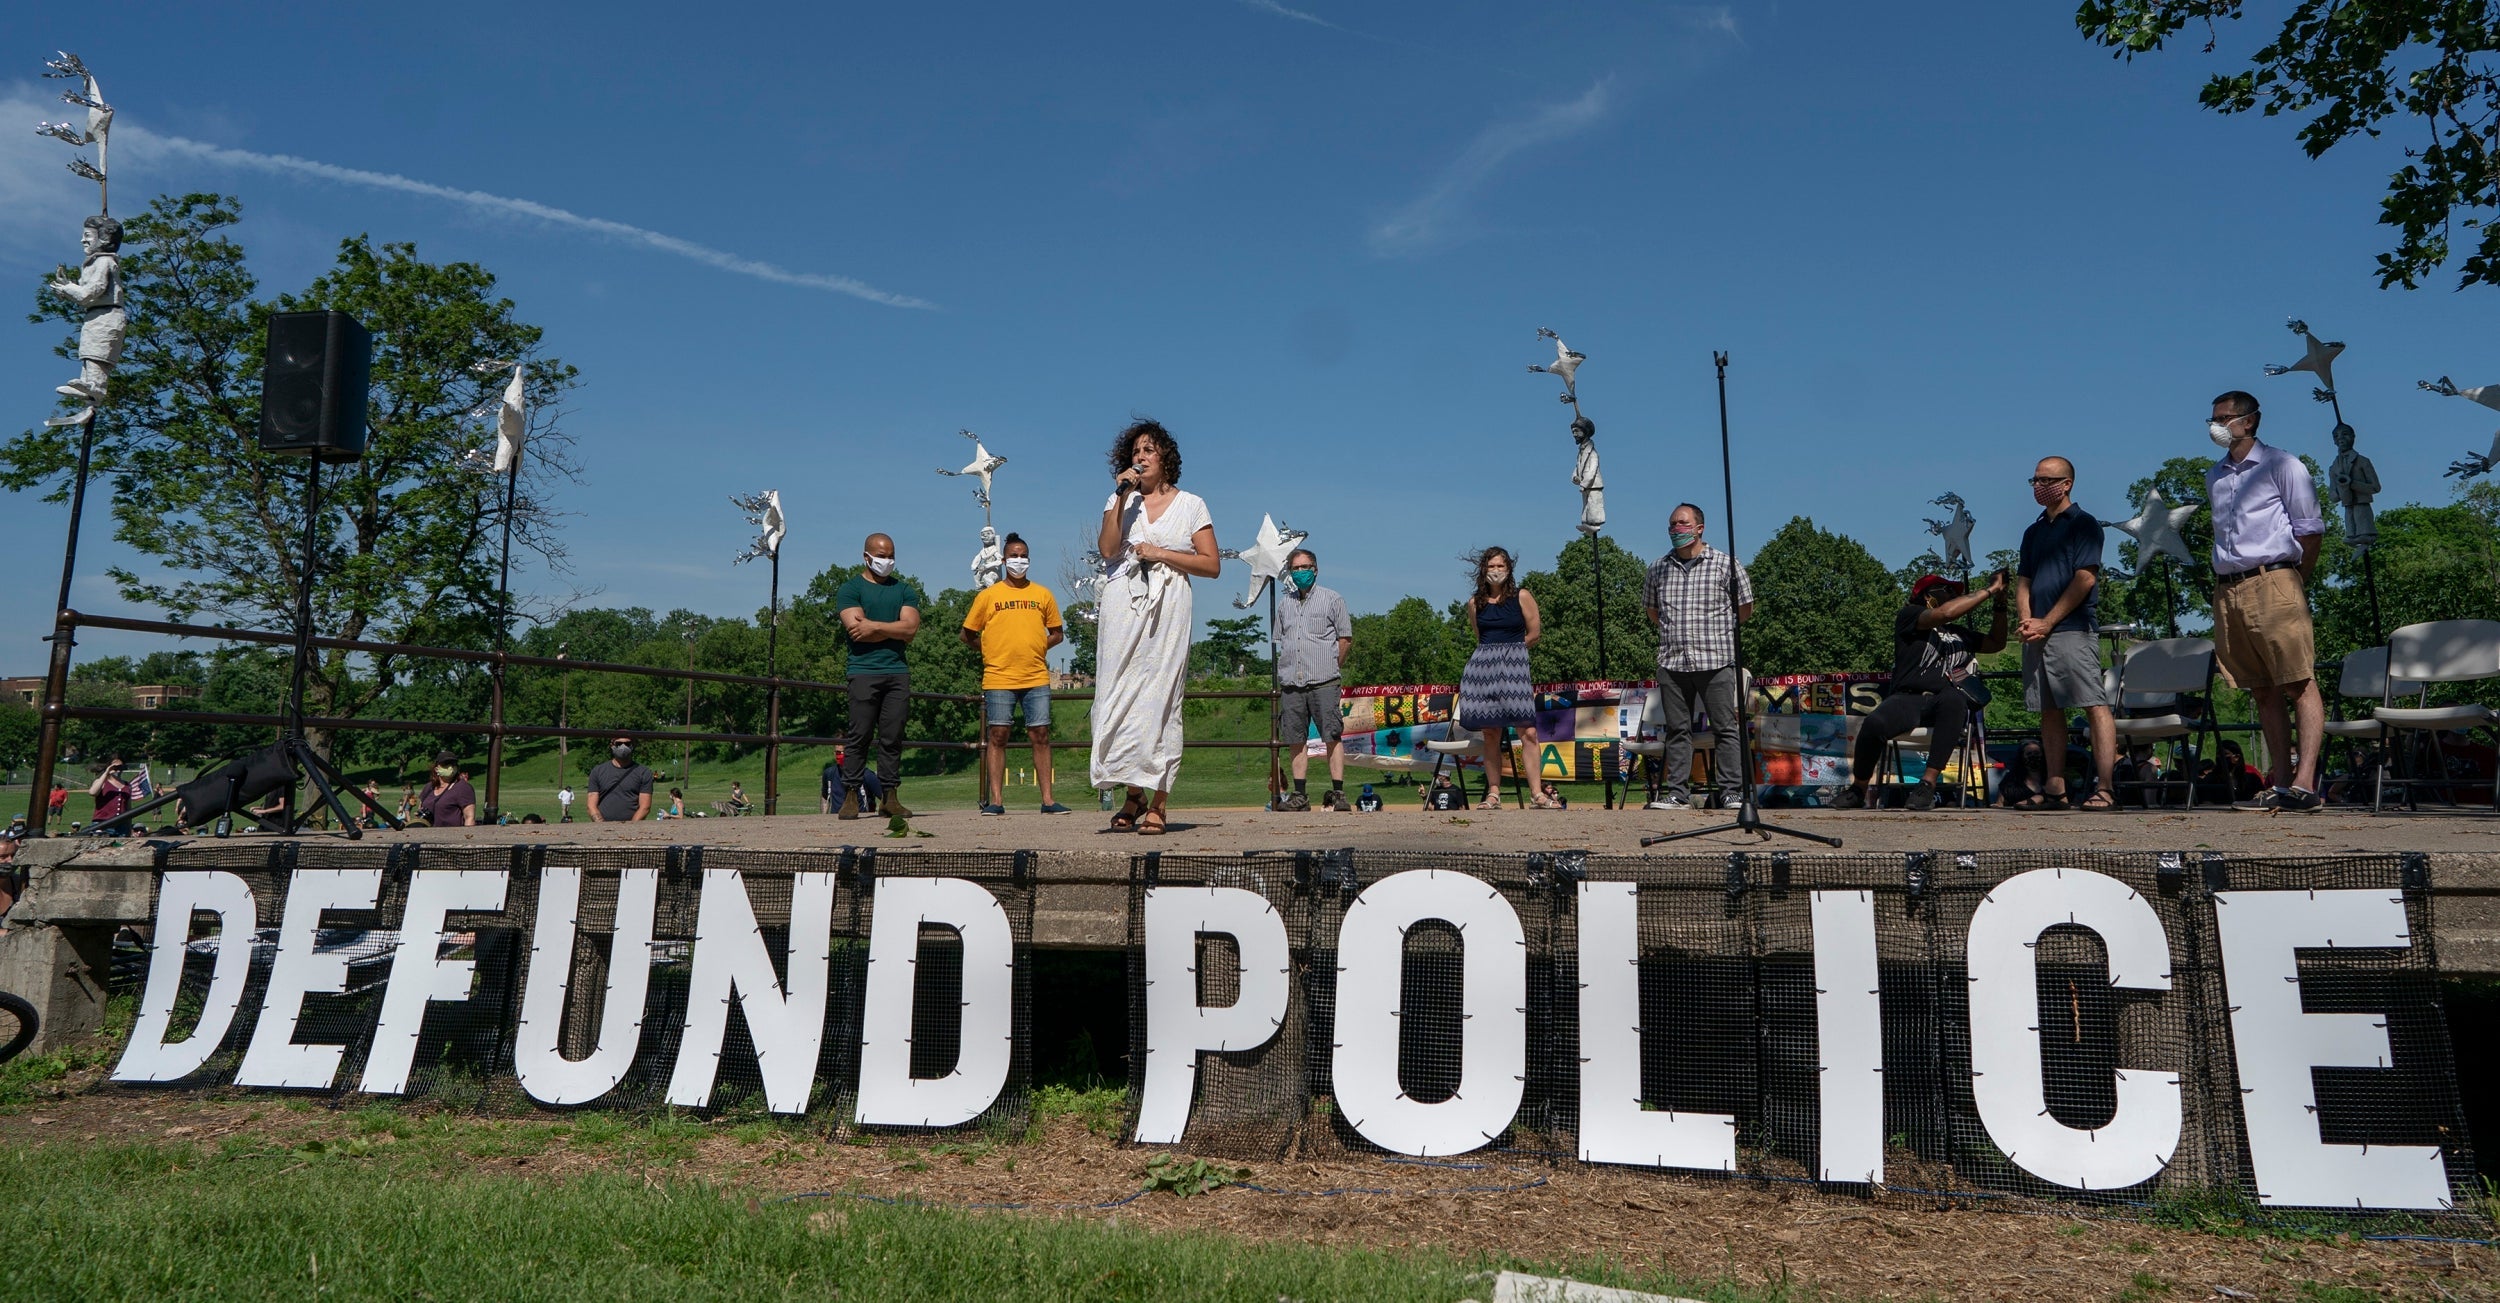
[88,758,133,833]
[1834,571,2007,811]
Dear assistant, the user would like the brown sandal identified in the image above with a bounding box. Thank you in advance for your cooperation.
[1109,793,1146,831]
[1136,807,1168,835]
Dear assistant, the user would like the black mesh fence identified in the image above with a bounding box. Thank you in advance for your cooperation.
[1126,847,2480,1221]
[111,841,2478,1220]
[120,841,1033,1138]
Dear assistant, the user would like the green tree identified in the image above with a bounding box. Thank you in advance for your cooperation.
[2315,482,2500,678]
[1344,597,1470,688]
[1193,615,1271,679]
[2077,0,2500,289]
[1,194,581,758]
[1520,534,1657,683]
[0,699,39,777]
[1743,516,1899,676]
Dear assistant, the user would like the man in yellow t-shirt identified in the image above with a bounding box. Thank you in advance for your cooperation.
[960,532,1068,814]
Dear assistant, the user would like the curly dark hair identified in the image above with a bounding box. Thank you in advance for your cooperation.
[1108,418,1182,486]
[1468,546,1519,607]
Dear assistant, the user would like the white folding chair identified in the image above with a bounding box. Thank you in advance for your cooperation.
[2108,637,2221,809]
[1424,698,1527,807]
[1621,687,1667,807]
[2321,647,2423,794]
[2374,620,2500,812]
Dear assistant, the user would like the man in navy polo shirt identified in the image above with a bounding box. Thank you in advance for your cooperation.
[2016,456,2116,810]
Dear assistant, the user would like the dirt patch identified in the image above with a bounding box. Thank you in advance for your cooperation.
[3,1076,2491,1302]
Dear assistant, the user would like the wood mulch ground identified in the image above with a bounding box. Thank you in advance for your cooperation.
[4,1073,2493,1302]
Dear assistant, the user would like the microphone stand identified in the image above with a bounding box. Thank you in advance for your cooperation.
[1646,352,1840,849]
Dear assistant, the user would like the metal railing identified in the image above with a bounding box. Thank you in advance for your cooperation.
[20,608,1287,833]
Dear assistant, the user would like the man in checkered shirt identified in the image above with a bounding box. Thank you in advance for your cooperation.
[1642,502,1755,811]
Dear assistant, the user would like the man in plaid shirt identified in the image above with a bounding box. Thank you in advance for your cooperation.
[1642,502,1756,810]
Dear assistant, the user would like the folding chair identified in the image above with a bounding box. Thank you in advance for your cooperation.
[1875,705,1988,808]
[2373,619,2500,813]
[1621,687,1666,807]
[2107,637,2222,809]
[2321,646,2421,795]
[1422,697,1529,808]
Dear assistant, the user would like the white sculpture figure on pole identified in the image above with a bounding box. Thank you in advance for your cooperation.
[937,429,1007,521]
[969,524,1003,589]
[2115,486,2199,568]
[1923,493,1976,575]
[731,490,784,564]
[2262,318,2344,405]
[1526,328,1603,533]
[2419,377,2500,479]
[2327,424,2381,551]
[37,51,111,206]
[37,54,118,424]
[468,359,528,473]
[1220,514,1306,610]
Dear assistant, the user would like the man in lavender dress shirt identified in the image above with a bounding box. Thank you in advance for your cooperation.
[2205,391,2327,811]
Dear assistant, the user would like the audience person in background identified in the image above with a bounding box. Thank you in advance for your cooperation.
[1836,571,2007,812]
[2000,739,2054,810]
[821,751,884,815]
[2206,391,2328,811]
[961,531,1070,815]
[653,787,686,820]
[1091,418,1221,835]
[1269,547,1353,812]
[397,785,419,825]
[0,835,19,932]
[88,757,133,832]
[2116,744,2168,806]
[48,783,68,822]
[587,736,652,823]
[1538,781,1570,810]
[1457,546,1553,810]
[727,781,752,816]
[1643,504,1754,813]
[838,532,922,819]
[2199,739,2263,804]
[360,780,385,828]
[419,751,476,827]
[2017,457,2117,811]
[557,784,576,823]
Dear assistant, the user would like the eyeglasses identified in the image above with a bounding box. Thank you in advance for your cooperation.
[2026,476,2071,487]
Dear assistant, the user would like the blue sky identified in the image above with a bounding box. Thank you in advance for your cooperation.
[3,0,2494,673]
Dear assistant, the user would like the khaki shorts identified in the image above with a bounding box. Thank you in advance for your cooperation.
[2211,567,2315,689]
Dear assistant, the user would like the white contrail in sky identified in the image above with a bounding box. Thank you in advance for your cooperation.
[133,129,935,310]
[1370,79,1616,257]
[1236,0,1339,28]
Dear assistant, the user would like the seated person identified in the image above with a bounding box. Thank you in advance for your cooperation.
[725,781,753,816]
[1999,739,2054,809]
[653,787,688,820]
[2117,744,2168,806]
[1835,571,2008,811]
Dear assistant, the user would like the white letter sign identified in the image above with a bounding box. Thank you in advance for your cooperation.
[1966,867,2179,1191]
[115,871,258,1084]
[515,866,660,1106]
[361,868,510,1095]
[1575,881,1736,1171]
[2213,889,2451,1209]
[855,877,1016,1128]
[1811,888,1885,1184]
[1135,886,1290,1145]
[664,868,836,1113]
[1332,870,1524,1158]
[236,868,384,1090]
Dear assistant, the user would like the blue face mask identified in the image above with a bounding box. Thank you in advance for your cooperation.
[1288,568,1316,593]
[1671,529,1703,549]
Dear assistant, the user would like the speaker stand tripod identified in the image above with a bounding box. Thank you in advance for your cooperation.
[1645,352,1840,850]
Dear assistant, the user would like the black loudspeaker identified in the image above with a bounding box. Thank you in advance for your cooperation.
[258,310,372,462]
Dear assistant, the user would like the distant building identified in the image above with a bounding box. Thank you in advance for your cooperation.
[0,676,200,709]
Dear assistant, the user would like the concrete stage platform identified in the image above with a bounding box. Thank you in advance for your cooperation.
[6,803,2498,1053]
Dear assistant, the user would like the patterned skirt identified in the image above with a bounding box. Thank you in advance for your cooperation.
[1457,641,1535,732]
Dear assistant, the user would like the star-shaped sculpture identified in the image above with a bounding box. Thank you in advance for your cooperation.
[1221,514,1308,609]
[2114,487,2198,568]
[937,429,1007,510]
[1922,493,1976,573]
[2262,318,2343,403]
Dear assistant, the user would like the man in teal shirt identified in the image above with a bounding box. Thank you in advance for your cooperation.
[836,532,923,818]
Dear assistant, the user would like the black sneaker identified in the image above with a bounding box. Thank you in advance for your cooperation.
[2268,785,2324,813]
[1830,786,1867,810]
[1904,783,1937,812]
[979,803,1006,816]
[1277,791,1312,812]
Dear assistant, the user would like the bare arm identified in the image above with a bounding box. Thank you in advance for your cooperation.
[1047,625,1066,650]
[1978,587,2010,654]
[1336,636,1351,667]
[2297,533,2322,585]
[1736,601,1754,623]
[633,791,651,821]
[960,624,982,649]
[2027,567,2098,638]
[1139,525,1222,579]
[1519,589,1543,647]
[1099,493,1129,560]
[891,604,922,641]
[1917,573,2006,630]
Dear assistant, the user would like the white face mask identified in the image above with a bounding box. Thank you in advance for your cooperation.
[2208,420,2240,449]
[865,554,896,578]
[1003,556,1030,578]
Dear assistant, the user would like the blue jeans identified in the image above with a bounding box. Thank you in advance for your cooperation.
[983,684,1051,729]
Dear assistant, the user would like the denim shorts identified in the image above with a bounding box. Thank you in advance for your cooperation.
[983,684,1051,728]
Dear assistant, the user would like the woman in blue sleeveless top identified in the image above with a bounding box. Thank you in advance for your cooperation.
[1456,547,1557,809]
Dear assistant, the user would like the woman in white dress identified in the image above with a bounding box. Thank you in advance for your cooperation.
[1091,419,1221,835]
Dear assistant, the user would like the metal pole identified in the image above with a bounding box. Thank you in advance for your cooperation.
[282,456,324,827]
[2362,548,2385,647]
[1715,353,1749,803]
[765,550,781,816]
[1592,532,1615,809]
[24,410,100,835]
[483,457,520,821]
[682,632,695,789]
[1266,582,1282,808]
